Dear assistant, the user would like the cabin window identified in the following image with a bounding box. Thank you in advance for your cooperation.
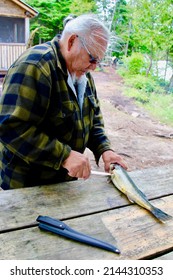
[0,16,25,43]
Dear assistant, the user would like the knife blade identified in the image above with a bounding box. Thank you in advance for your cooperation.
[91,170,111,176]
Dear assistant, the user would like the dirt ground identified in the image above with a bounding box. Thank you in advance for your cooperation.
[0,68,173,173]
[88,67,173,172]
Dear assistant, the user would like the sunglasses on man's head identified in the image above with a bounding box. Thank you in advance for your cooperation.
[77,35,101,65]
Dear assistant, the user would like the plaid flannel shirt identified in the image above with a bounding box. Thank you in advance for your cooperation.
[0,36,111,189]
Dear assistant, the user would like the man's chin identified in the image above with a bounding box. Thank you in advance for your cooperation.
[72,72,86,83]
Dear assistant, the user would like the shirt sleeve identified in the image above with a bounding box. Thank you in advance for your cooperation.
[0,62,71,170]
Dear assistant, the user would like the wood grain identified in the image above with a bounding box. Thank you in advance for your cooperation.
[0,164,173,231]
[0,196,173,260]
[0,164,173,259]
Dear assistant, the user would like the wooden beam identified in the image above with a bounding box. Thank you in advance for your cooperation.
[11,0,38,17]
[0,164,173,232]
[0,196,173,260]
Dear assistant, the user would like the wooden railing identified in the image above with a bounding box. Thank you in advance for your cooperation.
[0,43,26,73]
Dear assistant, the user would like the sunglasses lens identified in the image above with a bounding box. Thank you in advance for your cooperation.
[90,59,97,64]
[89,54,98,64]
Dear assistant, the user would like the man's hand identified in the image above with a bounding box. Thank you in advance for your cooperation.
[62,150,91,179]
[102,150,128,172]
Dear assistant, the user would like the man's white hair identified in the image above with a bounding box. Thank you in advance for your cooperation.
[61,14,110,55]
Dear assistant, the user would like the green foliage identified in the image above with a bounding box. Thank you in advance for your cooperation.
[25,0,72,43]
[124,87,150,104]
[157,78,171,93]
[25,0,97,44]
[118,62,173,125]
[143,93,173,126]
[111,0,130,54]
[123,77,173,126]
[70,0,97,15]
[121,53,147,75]
[124,75,165,94]
[106,0,173,81]
[129,0,173,54]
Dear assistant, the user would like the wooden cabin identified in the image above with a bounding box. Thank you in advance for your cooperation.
[0,0,38,75]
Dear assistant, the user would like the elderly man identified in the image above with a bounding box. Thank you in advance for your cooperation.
[0,14,127,190]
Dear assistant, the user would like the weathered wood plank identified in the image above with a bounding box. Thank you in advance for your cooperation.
[0,44,26,70]
[0,0,37,17]
[0,164,173,231]
[0,0,26,17]
[0,195,173,260]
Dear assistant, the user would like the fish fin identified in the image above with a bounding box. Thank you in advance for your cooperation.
[151,207,172,223]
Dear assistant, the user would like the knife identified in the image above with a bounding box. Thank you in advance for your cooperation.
[91,170,111,176]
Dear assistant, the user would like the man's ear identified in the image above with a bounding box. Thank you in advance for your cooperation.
[67,34,77,51]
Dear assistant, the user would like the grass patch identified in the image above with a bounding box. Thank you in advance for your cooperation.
[143,93,173,126]
[124,75,165,94]
[124,87,150,103]
[117,65,173,126]
[124,86,173,126]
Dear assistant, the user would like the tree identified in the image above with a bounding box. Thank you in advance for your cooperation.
[25,0,72,43]
[96,0,118,30]
[70,0,96,15]
[111,0,130,57]
[127,0,173,77]
[95,0,129,59]
[25,0,97,44]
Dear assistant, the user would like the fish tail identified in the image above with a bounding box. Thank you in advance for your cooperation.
[151,207,172,223]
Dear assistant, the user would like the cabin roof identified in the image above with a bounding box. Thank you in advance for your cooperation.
[11,0,38,17]
[0,0,38,18]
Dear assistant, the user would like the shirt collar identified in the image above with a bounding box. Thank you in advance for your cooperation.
[51,36,67,76]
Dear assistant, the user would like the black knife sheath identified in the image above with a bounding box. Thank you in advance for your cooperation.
[36,215,120,254]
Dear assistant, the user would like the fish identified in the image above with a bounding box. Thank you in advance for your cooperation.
[110,164,172,223]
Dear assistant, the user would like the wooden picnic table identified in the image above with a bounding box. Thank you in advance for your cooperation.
[0,164,173,260]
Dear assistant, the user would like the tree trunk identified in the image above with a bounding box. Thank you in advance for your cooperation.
[168,74,173,92]
[124,20,132,56]
[26,28,39,49]
[146,56,153,77]
[164,50,169,81]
